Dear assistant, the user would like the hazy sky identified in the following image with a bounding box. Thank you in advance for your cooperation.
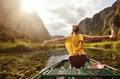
[32,0,116,36]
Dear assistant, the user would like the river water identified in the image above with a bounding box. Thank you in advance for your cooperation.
[45,48,120,70]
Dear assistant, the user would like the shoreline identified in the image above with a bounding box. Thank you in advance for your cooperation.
[0,42,65,53]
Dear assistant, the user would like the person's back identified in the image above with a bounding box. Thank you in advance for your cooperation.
[65,34,86,56]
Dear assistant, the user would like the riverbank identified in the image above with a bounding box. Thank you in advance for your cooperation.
[85,41,120,49]
[0,41,65,53]
[0,41,120,53]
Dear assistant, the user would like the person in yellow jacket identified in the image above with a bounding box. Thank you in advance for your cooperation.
[42,25,115,68]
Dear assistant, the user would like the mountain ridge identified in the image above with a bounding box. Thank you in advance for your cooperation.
[78,0,120,37]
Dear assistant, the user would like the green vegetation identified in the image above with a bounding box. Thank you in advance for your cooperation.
[85,41,120,49]
[0,40,120,53]
[0,50,51,79]
[0,42,37,52]
[0,41,65,53]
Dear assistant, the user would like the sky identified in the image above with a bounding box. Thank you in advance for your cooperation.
[23,0,116,36]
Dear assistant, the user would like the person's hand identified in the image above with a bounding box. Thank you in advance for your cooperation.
[41,40,48,46]
[109,35,117,39]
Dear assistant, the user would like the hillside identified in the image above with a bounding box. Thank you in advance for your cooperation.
[0,0,50,42]
[78,0,120,37]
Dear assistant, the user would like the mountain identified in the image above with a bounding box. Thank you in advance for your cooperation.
[78,0,120,37]
[0,0,50,42]
[50,35,65,43]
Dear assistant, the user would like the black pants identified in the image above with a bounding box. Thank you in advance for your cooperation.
[69,55,88,68]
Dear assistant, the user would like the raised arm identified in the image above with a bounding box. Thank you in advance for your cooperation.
[83,35,114,41]
[41,37,67,46]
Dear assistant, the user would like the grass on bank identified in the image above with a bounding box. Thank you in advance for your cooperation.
[0,40,120,52]
[85,41,120,49]
[0,41,65,52]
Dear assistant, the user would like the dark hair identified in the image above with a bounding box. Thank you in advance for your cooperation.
[72,25,79,33]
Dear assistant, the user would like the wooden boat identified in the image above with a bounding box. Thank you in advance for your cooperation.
[32,59,120,79]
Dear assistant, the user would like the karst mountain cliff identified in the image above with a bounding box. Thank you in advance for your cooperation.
[78,0,120,37]
[0,0,50,42]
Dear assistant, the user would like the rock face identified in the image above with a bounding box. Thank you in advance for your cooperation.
[0,0,50,42]
[78,0,120,36]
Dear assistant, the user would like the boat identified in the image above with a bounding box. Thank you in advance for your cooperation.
[32,59,120,79]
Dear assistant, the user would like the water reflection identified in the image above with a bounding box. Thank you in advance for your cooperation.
[46,48,120,70]
[45,55,69,67]
[45,49,68,67]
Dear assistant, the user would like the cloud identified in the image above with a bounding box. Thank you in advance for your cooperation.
[48,22,71,35]
[75,7,86,17]
[48,22,66,30]
[37,0,115,36]
[48,5,87,25]
[44,0,102,35]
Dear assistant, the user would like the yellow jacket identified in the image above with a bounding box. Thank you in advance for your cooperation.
[65,34,86,56]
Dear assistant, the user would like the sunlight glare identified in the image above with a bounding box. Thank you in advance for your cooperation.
[22,0,37,12]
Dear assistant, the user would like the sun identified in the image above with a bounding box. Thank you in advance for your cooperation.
[22,0,38,12]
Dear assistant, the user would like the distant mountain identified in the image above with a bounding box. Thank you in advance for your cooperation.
[0,0,50,42]
[78,0,120,37]
[50,35,65,44]
[50,35,64,39]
